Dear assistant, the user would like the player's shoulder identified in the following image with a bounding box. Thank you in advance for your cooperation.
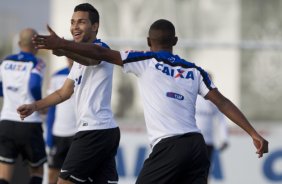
[152,51,196,68]
[3,53,19,61]
[5,52,43,64]
[0,54,15,66]
[171,55,207,74]
[33,57,46,71]
[94,39,110,49]
[120,50,155,64]
[124,50,154,58]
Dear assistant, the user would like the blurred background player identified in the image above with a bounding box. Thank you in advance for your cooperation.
[0,28,46,184]
[195,94,229,178]
[195,73,229,160]
[45,57,76,184]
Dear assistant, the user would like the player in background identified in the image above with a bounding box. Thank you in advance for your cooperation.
[46,58,76,184]
[196,73,229,159]
[196,94,229,157]
[17,3,120,184]
[28,19,268,184]
[196,94,229,180]
[0,28,46,184]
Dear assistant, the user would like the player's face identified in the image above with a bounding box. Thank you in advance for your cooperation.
[70,11,98,43]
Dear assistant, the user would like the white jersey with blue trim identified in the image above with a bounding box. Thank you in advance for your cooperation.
[195,95,228,145]
[0,52,45,122]
[47,67,77,136]
[67,39,117,131]
[120,50,216,147]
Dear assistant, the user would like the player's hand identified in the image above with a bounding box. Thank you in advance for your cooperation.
[33,25,62,50]
[252,134,269,158]
[17,103,37,120]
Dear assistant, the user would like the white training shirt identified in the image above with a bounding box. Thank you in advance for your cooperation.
[68,57,117,131]
[47,67,77,136]
[0,52,45,122]
[195,95,228,145]
[120,50,216,147]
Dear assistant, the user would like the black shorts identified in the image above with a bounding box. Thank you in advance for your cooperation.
[59,127,120,184]
[0,120,47,167]
[48,135,74,169]
[206,144,214,161]
[206,144,214,175]
[136,132,210,184]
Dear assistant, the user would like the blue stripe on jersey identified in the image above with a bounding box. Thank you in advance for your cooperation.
[196,66,213,90]
[124,50,213,89]
[123,51,155,64]
[29,74,42,100]
[53,67,70,76]
[4,51,39,68]
[0,82,3,96]
[124,51,196,68]
[46,105,56,147]
[94,39,110,49]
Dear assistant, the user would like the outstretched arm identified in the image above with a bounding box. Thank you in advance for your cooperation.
[205,89,269,158]
[17,78,74,120]
[33,25,123,66]
[52,49,101,66]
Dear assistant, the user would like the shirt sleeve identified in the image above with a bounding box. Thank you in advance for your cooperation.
[67,64,76,81]
[197,68,216,97]
[29,58,46,100]
[47,75,58,95]
[31,58,46,77]
[46,105,56,147]
[120,51,149,77]
[29,74,42,100]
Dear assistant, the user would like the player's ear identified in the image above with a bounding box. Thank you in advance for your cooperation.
[92,22,99,33]
[172,36,178,46]
[147,37,151,47]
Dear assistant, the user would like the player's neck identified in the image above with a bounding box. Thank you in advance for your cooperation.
[151,46,173,53]
[86,34,97,44]
[21,47,36,55]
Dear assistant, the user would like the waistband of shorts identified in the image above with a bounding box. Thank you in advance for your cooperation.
[157,132,202,145]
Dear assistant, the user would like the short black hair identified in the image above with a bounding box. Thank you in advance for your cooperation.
[149,19,175,36]
[149,19,176,46]
[74,3,99,24]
